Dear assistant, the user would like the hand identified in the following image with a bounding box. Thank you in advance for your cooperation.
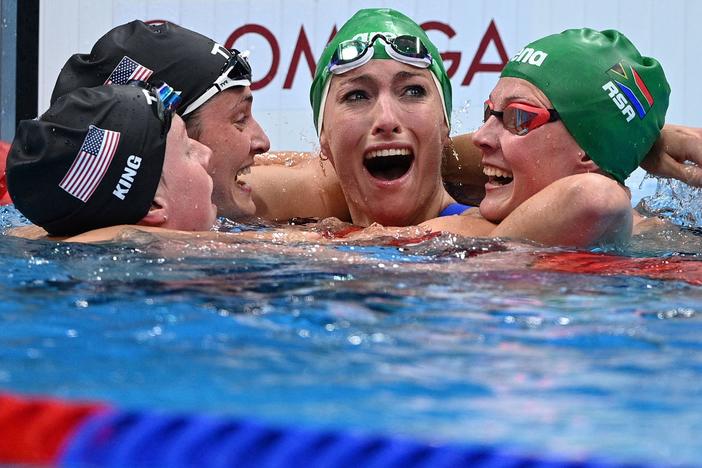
[640,124,702,186]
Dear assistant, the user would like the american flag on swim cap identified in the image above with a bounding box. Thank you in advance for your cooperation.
[104,56,153,85]
[59,125,120,202]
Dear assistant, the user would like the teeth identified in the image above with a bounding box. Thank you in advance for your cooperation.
[483,165,512,178]
[365,148,412,159]
[236,165,251,179]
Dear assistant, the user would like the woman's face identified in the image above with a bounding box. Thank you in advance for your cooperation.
[319,59,449,227]
[190,87,270,220]
[473,77,587,222]
[160,114,217,231]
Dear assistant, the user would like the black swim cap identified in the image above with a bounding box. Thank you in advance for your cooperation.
[8,84,169,236]
[50,20,248,116]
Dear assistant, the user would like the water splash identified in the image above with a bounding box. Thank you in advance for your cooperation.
[0,205,29,231]
[638,176,702,227]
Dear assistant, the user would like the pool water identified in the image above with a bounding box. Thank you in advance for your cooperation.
[1,205,702,466]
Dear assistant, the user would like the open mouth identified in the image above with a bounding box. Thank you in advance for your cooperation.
[235,165,251,186]
[364,148,414,181]
[483,165,513,186]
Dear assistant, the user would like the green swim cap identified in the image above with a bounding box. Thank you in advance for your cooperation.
[501,28,669,184]
[310,8,452,135]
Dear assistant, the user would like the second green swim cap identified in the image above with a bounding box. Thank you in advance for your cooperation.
[501,28,669,184]
[310,8,452,135]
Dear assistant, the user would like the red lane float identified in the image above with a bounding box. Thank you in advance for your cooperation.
[0,141,12,205]
[534,251,702,285]
[0,393,104,465]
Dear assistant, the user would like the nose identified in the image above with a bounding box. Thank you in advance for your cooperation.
[192,138,213,171]
[250,118,271,154]
[472,114,500,153]
[371,93,401,136]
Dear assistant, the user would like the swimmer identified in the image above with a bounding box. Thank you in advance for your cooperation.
[50,20,270,221]
[423,28,670,246]
[250,9,700,232]
[304,8,491,229]
[30,16,702,238]
[6,83,215,239]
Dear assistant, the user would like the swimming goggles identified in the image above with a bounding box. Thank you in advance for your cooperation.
[328,33,432,75]
[483,100,560,136]
[182,48,252,116]
[128,80,174,136]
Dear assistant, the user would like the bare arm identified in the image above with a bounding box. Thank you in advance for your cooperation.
[491,174,632,247]
[5,225,49,239]
[243,152,351,222]
[423,174,632,247]
[641,124,702,186]
[445,125,702,194]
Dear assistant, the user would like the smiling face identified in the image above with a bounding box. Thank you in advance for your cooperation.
[158,114,217,231]
[186,87,270,220]
[319,60,449,227]
[473,77,591,223]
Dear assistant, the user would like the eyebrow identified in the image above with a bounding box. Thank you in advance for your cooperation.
[229,92,254,113]
[339,74,374,86]
[394,70,424,81]
[339,70,428,86]
[503,94,534,102]
[501,93,551,107]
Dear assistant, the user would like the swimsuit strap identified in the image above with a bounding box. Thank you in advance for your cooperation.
[438,202,471,217]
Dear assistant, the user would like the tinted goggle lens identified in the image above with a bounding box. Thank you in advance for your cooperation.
[225,48,252,82]
[335,40,367,64]
[391,35,428,58]
[483,100,559,135]
[128,80,173,134]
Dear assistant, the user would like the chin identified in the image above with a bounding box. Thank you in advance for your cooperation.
[478,201,507,223]
[224,201,256,219]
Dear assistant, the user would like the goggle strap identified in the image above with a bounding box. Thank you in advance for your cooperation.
[316,78,333,137]
[182,78,251,116]
[430,72,450,128]
[183,50,253,116]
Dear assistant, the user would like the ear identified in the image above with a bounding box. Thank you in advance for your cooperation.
[319,129,335,166]
[575,152,601,173]
[137,196,168,227]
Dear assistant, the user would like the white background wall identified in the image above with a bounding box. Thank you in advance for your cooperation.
[38,0,699,201]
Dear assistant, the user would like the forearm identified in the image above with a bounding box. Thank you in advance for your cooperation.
[246,155,351,222]
[491,174,632,247]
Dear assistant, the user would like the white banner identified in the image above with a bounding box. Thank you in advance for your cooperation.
[39,0,699,200]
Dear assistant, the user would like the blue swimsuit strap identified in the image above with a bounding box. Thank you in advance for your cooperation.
[439,202,471,217]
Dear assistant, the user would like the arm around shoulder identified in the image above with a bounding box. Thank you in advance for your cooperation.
[245,154,351,222]
[491,173,632,247]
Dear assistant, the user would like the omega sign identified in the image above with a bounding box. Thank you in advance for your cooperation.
[222,19,509,91]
